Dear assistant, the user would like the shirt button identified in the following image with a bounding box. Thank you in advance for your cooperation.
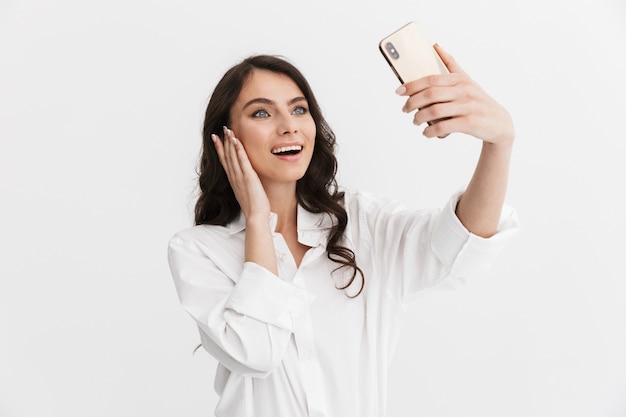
[302,350,312,360]
[279,253,287,262]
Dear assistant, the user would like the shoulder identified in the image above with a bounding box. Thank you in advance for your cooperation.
[341,188,380,209]
[168,223,235,253]
[168,223,246,279]
[341,187,410,217]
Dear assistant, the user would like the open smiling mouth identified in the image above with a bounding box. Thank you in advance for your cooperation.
[271,145,303,156]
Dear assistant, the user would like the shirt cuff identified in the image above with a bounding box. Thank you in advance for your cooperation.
[225,262,315,331]
[431,191,520,279]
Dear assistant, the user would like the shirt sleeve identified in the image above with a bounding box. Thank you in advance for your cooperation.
[168,233,314,377]
[429,191,519,289]
[357,190,520,302]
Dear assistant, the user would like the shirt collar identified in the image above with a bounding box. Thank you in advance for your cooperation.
[228,205,335,247]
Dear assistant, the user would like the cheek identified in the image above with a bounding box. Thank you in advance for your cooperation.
[304,119,317,142]
[232,121,263,144]
[233,124,268,164]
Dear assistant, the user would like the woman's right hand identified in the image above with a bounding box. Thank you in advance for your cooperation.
[212,127,271,221]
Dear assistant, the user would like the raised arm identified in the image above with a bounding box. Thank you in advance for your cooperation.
[168,234,312,377]
[213,127,279,273]
[397,44,515,237]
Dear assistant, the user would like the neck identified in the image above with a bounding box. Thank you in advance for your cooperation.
[264,182,298,233]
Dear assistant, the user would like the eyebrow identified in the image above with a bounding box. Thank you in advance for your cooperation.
[242,96,307,110]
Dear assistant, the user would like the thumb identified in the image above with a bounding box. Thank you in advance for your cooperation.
[434,43,465,74]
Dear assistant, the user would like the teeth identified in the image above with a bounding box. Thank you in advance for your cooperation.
[271,145,302,154]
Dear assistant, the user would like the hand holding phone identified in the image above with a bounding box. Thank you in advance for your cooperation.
[384,36,515,144]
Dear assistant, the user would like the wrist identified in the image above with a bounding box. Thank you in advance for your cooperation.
[483,136,514,155]
[245,212,273,229]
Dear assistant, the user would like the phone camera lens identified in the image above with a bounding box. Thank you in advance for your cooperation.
[386,42,399,59]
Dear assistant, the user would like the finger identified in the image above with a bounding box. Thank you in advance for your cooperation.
[399,73,459,96]
[227,129,264,192]
[402,85,459,114]
[422,115,475,139]
[433,44,466,75]
[212,133,227,164]
[412,102,465,126]
[422,116,459,139]
[215,127,237,183]
[220,129,238,174]
[223,126,243,179]
[231,135,256,176]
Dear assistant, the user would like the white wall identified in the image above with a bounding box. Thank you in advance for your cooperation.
[1,0,625,416]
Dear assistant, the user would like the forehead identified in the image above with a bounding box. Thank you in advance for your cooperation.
[236,69,305,103]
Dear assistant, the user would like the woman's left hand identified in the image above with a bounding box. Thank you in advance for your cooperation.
[398,44,515,147]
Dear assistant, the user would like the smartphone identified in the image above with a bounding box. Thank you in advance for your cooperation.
[378,22,448,84]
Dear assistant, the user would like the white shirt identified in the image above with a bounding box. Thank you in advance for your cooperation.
[168,190,519,417]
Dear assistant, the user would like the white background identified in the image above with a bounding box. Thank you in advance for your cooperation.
[1,0,625,416]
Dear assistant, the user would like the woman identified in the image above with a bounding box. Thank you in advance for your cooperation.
[168,47,519,417]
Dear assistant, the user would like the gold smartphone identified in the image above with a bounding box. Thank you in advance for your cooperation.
[378,21,448,84]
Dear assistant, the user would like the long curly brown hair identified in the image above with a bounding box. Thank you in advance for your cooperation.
[195,54,363,296]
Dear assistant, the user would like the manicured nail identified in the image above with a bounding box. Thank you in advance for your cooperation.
[396,85,406,95]
[211,134,217,142]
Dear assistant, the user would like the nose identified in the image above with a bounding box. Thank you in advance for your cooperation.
[277,112,298,135]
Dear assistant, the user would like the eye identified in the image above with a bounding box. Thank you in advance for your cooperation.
[292,106,308,115]
[252,109,270,118]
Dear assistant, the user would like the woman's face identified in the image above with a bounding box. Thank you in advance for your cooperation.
[229,69,316,188]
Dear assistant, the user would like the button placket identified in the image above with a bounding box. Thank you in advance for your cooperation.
[273,234,297,281]
[291,275,329,417]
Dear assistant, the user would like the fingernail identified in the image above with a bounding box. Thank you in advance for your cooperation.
[395,85,406,95]
[211,134,217,142]
[223,126,229,135]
